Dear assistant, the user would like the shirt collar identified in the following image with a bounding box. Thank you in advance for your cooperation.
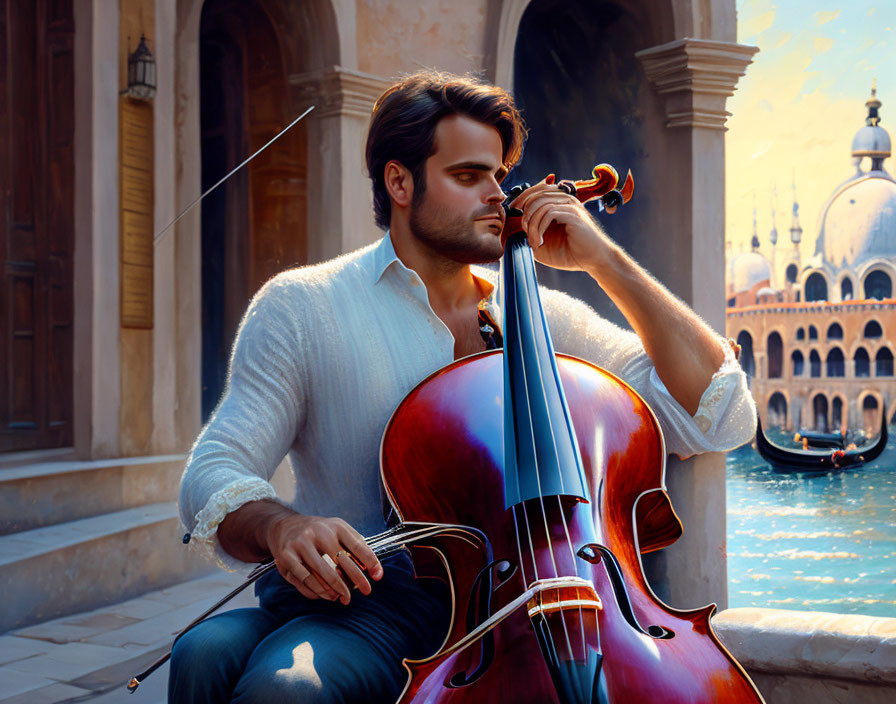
[371,231,401,285]
[369,230,500,310]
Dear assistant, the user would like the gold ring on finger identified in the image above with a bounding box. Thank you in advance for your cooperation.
[322,554,338,571]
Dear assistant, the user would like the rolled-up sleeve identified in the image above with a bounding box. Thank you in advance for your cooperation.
[542,288,756,459]
[178,276,307,570]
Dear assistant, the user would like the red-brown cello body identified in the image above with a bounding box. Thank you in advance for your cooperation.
[379,167,764,703]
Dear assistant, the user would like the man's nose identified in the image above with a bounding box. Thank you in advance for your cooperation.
[485,179,506,204]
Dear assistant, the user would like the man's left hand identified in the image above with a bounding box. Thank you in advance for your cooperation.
[511,177,614,273]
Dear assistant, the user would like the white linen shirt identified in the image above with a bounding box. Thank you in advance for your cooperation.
[179,233,756,570]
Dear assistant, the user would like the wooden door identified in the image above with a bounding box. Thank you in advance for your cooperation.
[0,0,75,452]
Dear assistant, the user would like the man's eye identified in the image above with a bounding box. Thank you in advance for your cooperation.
[455,173,476,182]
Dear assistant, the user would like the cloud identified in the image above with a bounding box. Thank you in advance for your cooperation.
[740,0,776,15]
[774,31,792,49]
[741,9,776,39]
[814,36,835,54]
[815,10,841,25]
[757,28,791,51]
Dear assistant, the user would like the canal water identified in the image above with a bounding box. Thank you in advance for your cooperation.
[726,427,896,617]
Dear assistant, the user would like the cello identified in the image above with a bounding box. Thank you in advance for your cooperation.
[378,165,765,703]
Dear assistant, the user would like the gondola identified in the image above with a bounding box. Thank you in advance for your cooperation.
[792,428,848,449]
[755,415,888,473]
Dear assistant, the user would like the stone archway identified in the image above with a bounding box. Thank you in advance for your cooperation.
[767,331,783,378]
[507,0,671,324]
[812,393,829,432]
[862,395,880,434]
[832,395,845,431]
[804,271,828,302]
[768,392,787,429]
[169,0,344,442]
[864,269,893,300]
[494,0,676,90]
[199,0,308,419]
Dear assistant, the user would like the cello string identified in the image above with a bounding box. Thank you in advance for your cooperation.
[508,291,535,589]
[557,495,588,662]
[513,241,575,664]
[520,252,589,662]
[511,504,529,588]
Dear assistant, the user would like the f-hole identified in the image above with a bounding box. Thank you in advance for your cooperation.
[577,544,674,640]
[447,560,517,687]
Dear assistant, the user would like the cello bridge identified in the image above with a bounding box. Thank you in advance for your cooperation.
[526,578,602,619]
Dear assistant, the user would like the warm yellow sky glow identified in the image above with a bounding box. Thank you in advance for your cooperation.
[726,1,895,268]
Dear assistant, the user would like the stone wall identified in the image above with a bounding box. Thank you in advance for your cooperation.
[714,607,896,704]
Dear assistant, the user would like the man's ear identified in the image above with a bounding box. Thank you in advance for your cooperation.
[384,160,413,209]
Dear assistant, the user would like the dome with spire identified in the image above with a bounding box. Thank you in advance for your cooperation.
[852,85,891,162]
[816,87,896,270]
[730,204,773,294]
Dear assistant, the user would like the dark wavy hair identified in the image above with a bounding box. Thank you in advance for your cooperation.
[365,70,527,230]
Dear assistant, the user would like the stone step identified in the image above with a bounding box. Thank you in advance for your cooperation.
[0,503,213,633]
[0,455,186,534]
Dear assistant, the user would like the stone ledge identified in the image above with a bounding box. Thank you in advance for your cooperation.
[713,607,896,685]
[0,503,178,565]
[0,454,185,482]
[0,456,187,534]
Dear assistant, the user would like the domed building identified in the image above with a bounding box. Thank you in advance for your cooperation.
[727,231,774,306]
[726,88,896,433]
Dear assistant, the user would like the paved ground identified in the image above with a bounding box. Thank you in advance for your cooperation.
[0,570,256,703]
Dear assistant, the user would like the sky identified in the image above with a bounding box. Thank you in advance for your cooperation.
[726,1,896,264]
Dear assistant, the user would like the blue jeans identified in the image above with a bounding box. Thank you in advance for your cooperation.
[168,552,449,703]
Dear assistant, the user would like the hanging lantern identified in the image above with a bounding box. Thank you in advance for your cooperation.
[127,34,156,100]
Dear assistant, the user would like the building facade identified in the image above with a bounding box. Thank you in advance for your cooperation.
[726,90,896,434]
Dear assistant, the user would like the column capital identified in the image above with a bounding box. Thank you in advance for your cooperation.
[635,38,758,131]
[289,65,392,119]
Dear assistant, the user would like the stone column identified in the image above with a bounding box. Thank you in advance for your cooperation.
[151,0,178,453]
[634,38,757,611]
[73,0,122,458]
[171,0,203,451]
[290,67,393,262]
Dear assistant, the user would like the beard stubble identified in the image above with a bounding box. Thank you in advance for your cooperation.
[409,194,504,266]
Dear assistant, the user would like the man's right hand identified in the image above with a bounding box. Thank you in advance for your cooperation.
[217,500,383,605]
[264,513,383,604]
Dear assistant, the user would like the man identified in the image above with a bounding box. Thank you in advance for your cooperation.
[171,70,756,703]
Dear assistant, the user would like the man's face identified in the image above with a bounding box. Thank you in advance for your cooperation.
[409,114,508,265]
